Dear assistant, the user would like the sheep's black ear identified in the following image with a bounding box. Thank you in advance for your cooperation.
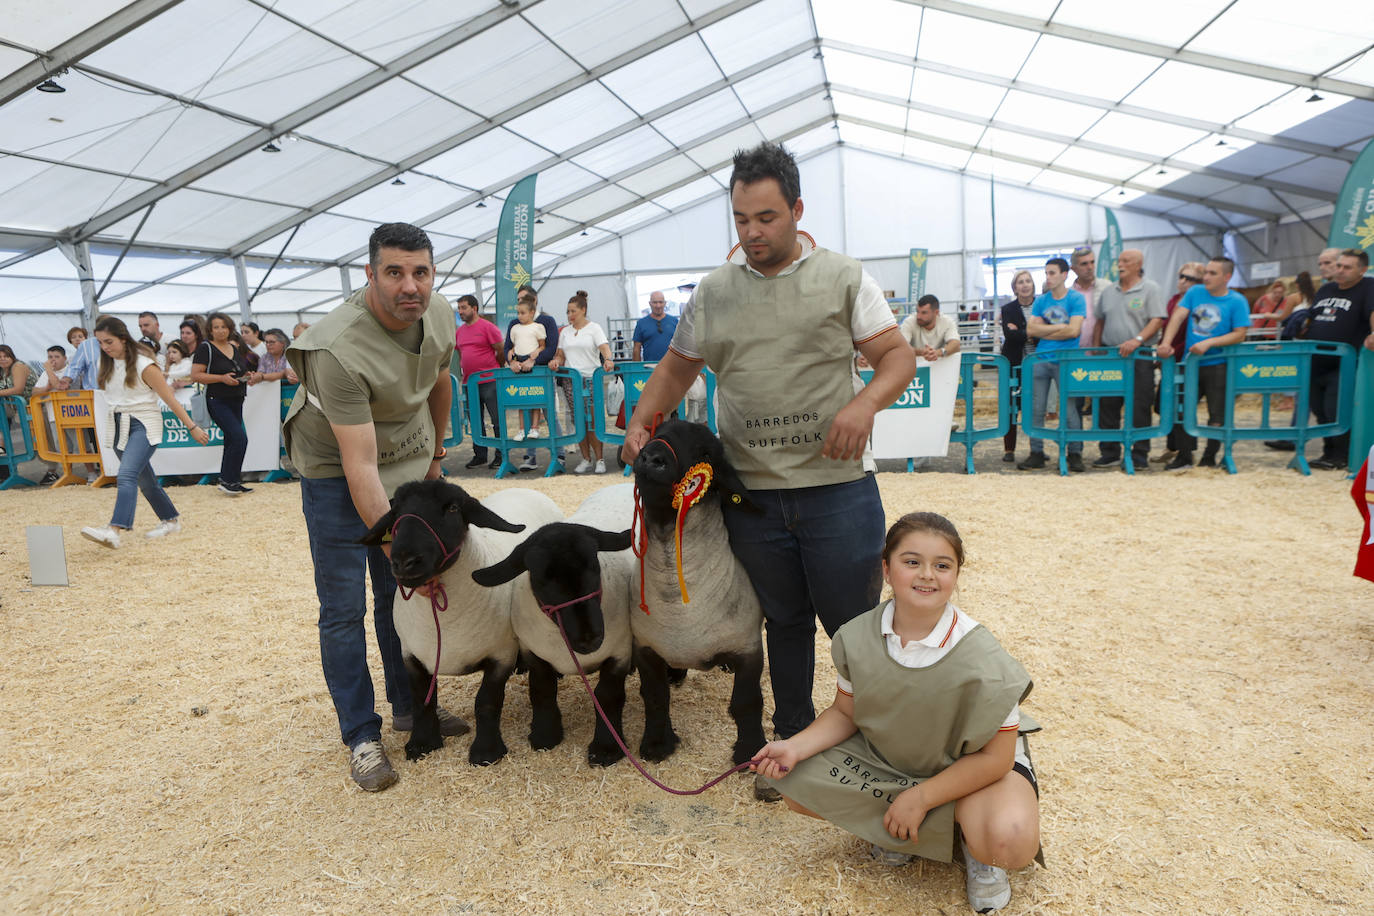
[472,540,529,587]
[358,504,398,546]
[713,456,761,513]
[594,528,633,553]
[461,493,526,533]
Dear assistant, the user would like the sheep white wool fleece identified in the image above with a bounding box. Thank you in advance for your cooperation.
[393,488,564,676]
[511,483,636,676]
[632,493,763,668]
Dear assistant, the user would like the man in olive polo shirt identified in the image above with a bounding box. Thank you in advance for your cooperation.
[284,222,466,792]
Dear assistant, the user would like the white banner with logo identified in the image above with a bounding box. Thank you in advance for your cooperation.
[93,382,282,476]
[862,356,961,459]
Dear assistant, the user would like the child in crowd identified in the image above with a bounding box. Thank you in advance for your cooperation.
[752,512,1041,914]
[164,340,192,388]
[505,299,548,441]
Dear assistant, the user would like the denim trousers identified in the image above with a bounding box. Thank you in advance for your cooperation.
[206,395,247,485]
[471,379,501,461]
[722,474,885,739]
[1028,359,1082,454]
[300,475,411,749]
[110,418,177,529]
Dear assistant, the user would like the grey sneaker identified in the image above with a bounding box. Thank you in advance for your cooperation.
[869,843,914,866]
[753,774,782,803]
[349,740,398,792]
[393,707,471,737]
[962,837,1011,913]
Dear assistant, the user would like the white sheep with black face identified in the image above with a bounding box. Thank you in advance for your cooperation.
[361,480,563,766]
[472,483,636,767]
[631,420,766,767]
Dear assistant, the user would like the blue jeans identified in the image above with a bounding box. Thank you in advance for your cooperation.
[206,395,247,485]
[110,418,177,529]
[300,475,411,748]
[1029,359,1082,454]
[723,474,885,739]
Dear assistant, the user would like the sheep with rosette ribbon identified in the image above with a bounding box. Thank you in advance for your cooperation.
[630,419,767,770]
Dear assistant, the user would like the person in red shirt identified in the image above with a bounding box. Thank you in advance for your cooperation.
[455,294,507,469]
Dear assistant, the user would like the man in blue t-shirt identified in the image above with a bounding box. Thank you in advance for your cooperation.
[632,290,678,362]
[1156,256,1250,470]
[1019,256,1087,472]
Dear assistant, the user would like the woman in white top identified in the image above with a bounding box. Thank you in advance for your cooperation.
[240,322,269,361]
[81,317,209,549]
[550,291,614,473]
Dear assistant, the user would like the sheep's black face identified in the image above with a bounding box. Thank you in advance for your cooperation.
[386,482,471,587]
[527,542,606,656]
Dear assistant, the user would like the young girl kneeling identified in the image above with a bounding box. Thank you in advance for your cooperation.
[752,512,1041,914]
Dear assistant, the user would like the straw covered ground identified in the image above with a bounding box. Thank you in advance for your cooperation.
[1,453,1370,914]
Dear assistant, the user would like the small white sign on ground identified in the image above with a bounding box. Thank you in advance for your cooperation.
[26,525,69,586]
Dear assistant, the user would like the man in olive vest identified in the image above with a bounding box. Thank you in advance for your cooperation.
[622,142,916,800]
[284,222,467,793]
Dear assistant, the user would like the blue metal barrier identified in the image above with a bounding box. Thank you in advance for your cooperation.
[1181,340,1355,475]
[951,353,1012,475]
[0,395,38,489]
[1020,347,1176,476]
[466,367,583,479]
[594,362,717,476]
[443,372,463,450]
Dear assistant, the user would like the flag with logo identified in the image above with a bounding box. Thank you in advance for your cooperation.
[495,174,537,329]
[1097,209,1122,283]
[908,248,928,302]
[1328,137,1374,256]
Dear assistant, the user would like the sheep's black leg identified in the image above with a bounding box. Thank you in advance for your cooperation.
[666,666,688,687]
[587,661,629,767]
[635,645,679,761]
[403,654,444,761]
[468,660,513,766]
[526,653,564,751]
[725,649,767,766]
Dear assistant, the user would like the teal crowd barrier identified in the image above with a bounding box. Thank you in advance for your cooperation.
[951,353,1012,475]
[466,367,583,479]
[262,382,299,483]
[594,362,717,476]
[443,372,463,450]
[1020,347,1176,476]
[1349,347,1373,478]
[0,395,38,489]
[1180,340,1355,475]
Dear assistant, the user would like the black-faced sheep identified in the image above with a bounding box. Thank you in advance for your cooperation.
[472,483,636,767]
[360,480,563,765]
[631,419,766,766]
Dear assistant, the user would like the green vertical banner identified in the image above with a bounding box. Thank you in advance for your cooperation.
[907,248,928,302]
[496,173,537,329]
[1098,209,1122,282]
[1330,138,1374,468]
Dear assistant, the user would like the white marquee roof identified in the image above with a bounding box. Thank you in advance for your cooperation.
[1,0,1371,312]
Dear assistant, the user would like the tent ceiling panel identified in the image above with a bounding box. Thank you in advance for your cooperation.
[1208,183,1328,215]
[783,124,839,158]
[699,0,816,75]
[1232,88,1358,135]
[617,156,706,197]
[683,123,768,171]
[1130,166,1192,189]
[536,227,614,258]
[650,89,751,147]
[598,35,723,116]
[527,215,578,240]
[1,76,170,160]
[1264,156,1357,195]
[1188,2,1374,74]
[191,142,382,208]
[1123,61,1291,124]
[4,0,134,51]
[1080,112,1209,158]
[913,8,1039,80]
[1281,98,1374,148]
[550,186,641,225]
[270,0,486,62]
[831,90,910,131]
[524,0,689,71]
[1015,34,1163,102]
[1172,134,1257,168]
[1050,0,1231,49]
[0,248,83,280]
[0,163,155,233]
[1332,49,1374,87]
[597,201,671,235]
[296,79,481,162]
[992,90,1105,136]
[902,109,985,146]
[231,287,335,312]
[0,276,82,310]
[506,81,636,152]
[330,173,472,224]
[1051,147,1153,183]
[422,129,548,194]
[128,189,301,248]
[976,127,1066,164]
[404,17,582,119]
[83,0,374,123]
[522,162,603,205]
[424,202,499,242]
[811,0,923,58]
[1097,187,1149,206]
[246,211,374,261]
[1029,170,1115,201]
[651,177,724,213]
[821,49,913,95]
[896,135,970,170]
[570,126,676,180]
[1196,142,1309,176]
[0,48,31,82]
[85,251,212,285]
[1152,173,1239,199]
[753,96,834,139]
[964,153,1040,184]
[908,69,1007,119]
[731,53,826,113]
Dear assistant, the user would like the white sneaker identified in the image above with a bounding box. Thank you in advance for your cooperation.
[510,430,525,442]
[145,518,182,539]
[962,837,1011,913]
[594,459,606,474]
[81,525,121,549]
[525,428,541,439]
[573,459,592,474]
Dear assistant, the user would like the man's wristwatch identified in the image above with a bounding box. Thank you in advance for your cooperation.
[433,446,446,460]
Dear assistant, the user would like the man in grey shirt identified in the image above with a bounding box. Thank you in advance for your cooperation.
[1092,249,1165,469]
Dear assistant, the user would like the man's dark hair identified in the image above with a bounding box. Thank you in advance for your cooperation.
[456,294,479,309]
[368,222,433,269]
[1046,257,1070,273]
[729,142,801,206]
[1340,247,1370,269]
[47,344,65,357]
[1209,255,1236,276]
[516,284,537,302]
[137,310,157,321]
[916,294,940,309]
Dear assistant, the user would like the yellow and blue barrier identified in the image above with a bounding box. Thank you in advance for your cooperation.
[262,382,299,483]
[952,353,1012,475]
[594,362,717,476]
[0,395,38,489]
[466,366,582,479]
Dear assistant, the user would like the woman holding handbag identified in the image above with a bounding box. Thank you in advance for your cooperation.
[190,311,259,494]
